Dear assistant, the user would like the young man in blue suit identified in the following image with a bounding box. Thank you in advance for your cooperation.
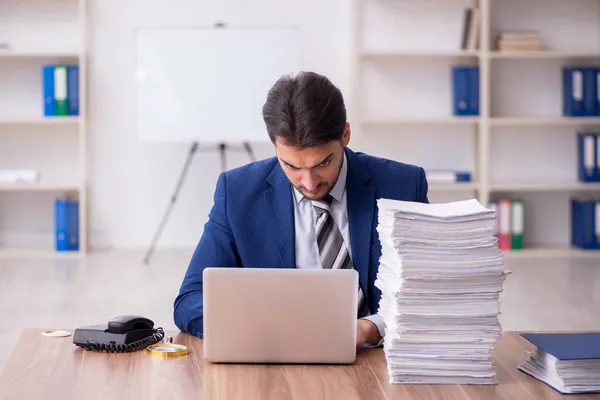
[174,71,429,348]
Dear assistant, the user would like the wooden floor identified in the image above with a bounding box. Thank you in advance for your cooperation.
[0,250,599,375]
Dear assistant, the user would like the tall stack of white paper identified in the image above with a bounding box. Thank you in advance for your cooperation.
[375,198,507,385]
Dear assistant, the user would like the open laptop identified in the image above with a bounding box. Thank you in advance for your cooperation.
[202,267,358,364]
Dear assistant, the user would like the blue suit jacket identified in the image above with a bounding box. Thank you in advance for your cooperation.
[173,147,429,337]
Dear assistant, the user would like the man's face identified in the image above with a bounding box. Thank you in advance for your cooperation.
[275,124,351,201]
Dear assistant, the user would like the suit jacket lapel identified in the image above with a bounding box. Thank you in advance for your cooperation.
[264,163,296,268]
[345,148,375,298]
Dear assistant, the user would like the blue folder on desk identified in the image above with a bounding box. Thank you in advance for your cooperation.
[519,332,600,394]
[521,332,600,360]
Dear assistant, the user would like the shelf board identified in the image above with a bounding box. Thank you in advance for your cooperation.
[490,181,600,192]
[0,50,80,59]
[489,51,600,60]
[362,117,479,125]
[0,116,80,126]
[490,117,600,127]
[503,247,600,259]
[429,182,479,191]
[0,181,81,191]
[0,247,82,259]
[361,50,479,59]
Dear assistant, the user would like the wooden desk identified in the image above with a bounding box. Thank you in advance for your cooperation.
[0,330,597,399]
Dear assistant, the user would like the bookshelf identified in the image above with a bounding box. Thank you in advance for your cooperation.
[0,0,87,257]
[362,117,480,125]
[489,181,600,192]
[489,51,600,60]
[350,0,600,258]
[0,181,81,192]
[361,50,479,59]
[503,246,600,260]
[490,117,600,127]
[0,116,80,126]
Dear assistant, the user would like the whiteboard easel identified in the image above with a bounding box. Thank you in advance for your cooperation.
[134,25,302,144]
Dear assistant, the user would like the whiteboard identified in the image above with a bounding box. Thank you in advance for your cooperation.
[134,27,302,143]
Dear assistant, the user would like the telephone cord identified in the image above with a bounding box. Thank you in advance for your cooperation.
[77,327,165,353]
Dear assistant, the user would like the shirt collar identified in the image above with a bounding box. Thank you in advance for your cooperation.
[293,151,347,204]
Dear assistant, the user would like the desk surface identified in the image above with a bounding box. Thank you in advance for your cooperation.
[0,330,598,400]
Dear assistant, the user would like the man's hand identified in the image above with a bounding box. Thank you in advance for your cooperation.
[356,319,382,349]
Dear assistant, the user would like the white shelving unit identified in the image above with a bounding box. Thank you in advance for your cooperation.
[488,51,600,60]
[362,116,480,125]
[0,0,87,257]
[350,0,600,258]
[0,116,81,126]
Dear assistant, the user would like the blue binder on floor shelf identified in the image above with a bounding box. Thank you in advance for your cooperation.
[42,65,55,116]
[67,65,79,116]
[67,200,79,251]
[571,198,600,250]
[577,132,599,182]
[54,197,80,252]
[55,199,69,251]
[452,66,476,116]
[468,66,479,115]
[583,67,597,116]
[596,67,600,116]
[563,67,584,117]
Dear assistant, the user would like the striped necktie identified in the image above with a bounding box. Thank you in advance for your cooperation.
[312,196,370,319]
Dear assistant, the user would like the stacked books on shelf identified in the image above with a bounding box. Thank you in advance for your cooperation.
[0,169,39,183]
[519,332,600,394]
[460,7,480,51]
[488,199,524,251]
[375,198,506,384]
[426,170,472,184]
[55,196,79,252]
[571,198,599,250]
[495,31,544,52]
[452,66,479,116]
[578,132,600,182]
[43,64,79,117]
[563,67,600,117]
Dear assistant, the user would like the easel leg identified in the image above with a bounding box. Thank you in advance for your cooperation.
[219,143,226,172]
[144,141,252,264]
[143,142,199,265]
[243,142,255,162]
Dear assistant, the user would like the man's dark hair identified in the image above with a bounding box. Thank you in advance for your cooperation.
[262,71,347,149]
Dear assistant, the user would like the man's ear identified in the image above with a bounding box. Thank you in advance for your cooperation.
[342,123,351,147]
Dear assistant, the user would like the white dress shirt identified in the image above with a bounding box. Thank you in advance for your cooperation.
[292,153,385,346]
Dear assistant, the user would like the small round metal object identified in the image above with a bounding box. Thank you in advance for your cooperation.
[146,343,188,358]
[42,330,72,338]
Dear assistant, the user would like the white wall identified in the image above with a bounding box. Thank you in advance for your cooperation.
[88,0,354,249]
[0,0,599,251]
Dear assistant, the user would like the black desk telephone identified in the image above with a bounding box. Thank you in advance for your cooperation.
[73,315,164,353]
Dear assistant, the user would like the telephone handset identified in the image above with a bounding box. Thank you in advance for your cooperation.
[73,315,165,353]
